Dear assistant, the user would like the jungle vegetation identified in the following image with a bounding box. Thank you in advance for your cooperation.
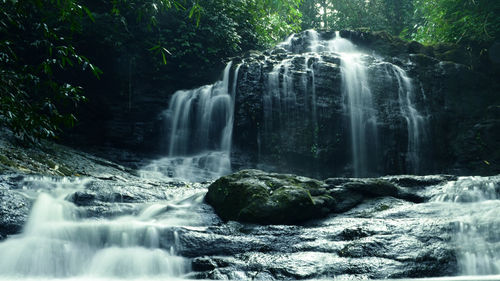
[1,0,499,141]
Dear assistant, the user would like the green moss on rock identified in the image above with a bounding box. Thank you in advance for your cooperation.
[205,169,334,224]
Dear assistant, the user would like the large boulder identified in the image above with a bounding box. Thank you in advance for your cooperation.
[205,169,334,224]
[205,170,425,225]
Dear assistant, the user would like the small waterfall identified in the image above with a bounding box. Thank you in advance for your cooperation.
[141,62,239,182]
[308,30,424,176]
[0,177,206,279]
[257,30,426,176]
[264,57,297,143]
[330,32,378,177]
[309,30,379,177]
[388,64,426,173]
[432,176,500,275]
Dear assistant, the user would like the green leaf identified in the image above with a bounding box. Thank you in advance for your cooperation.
[161,50,167,65]
[83,6,95,22]
[148,45,160,51]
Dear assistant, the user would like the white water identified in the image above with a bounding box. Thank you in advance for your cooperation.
[304,30,424,176]
[141,62,239,182]
[431,176,500,275]
[330,32,378,177]
[383,63,426,173]
[0,176,498,280]
[0,177,205,280]
[304,30,379,177]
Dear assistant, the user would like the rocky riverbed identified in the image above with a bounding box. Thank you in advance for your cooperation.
[1,132,499,279]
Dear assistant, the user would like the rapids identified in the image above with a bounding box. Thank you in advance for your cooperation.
[0,175,499,280]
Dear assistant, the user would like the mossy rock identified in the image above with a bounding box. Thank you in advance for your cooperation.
[205,169,334,224]
[343,179,399,197]
[0,155,16,168]
[206,170,430,224]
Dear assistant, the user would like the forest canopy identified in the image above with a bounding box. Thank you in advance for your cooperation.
[1,0,499,142]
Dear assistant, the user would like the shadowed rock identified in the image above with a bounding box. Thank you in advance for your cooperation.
[205,169,427,224]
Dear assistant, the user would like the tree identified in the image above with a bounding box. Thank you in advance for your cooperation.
[0,0,100,142]
[412,0,500,44]
[0,0,302,142]
[299,0,415,38]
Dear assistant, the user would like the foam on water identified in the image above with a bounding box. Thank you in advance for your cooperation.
[431,176,500,275]
[0,177,205,279]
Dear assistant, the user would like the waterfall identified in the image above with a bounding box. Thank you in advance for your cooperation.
[302,30,379,176]
[257,30,426,176]
[432,176,500,275]
[309,30,423,176]
[327,32,378,177]
[0,177,206,279]
[388,64,426,173]
[141,62,239,182]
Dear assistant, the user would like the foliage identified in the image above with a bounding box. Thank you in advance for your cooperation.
[163,0,302,63]
[299,0,415,38]
[2,0,496,145]
[242,0,303,47]
[299,0,499,44]
[412,0,500,44]
[0,0,100,142]
[73,0,303,88]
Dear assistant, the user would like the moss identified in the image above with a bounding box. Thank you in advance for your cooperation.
[57,165,74,176]
[206,169,334,224]
[0,154,16,167]
[376,204,391,212]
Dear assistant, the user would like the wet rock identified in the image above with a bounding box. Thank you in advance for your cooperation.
[66,191,97,206]
[205,169,334,224]
[231,29,500,178]
[206,170,432,225]
[0,175,32,239]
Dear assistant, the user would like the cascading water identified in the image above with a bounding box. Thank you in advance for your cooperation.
[327,31,379,177]
[382,63,426,173]
[431,176,500,275]
[263,30,423,176]
[141,62,239,182]
[0,177,206,280]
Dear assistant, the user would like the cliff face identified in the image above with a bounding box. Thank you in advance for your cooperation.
[69,29,499,178]
[231,30,499,177]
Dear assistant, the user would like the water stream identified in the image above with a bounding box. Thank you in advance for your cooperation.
[431,176,500,275]
[0,177,205,280]
[2,30,495,280]
[1,170,494,279]
[261,30,425,177]
[0,175,499,280]
[327,31,379,177]
[140,62,239,182]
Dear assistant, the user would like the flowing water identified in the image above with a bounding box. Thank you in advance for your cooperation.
[0,175,499,280]
[0,177,206,280]
[262,30,425,177]
[142,30,427,180]
[381,63,426,174]
[327,32,379,177]
[140,62,240,182]
[430,176,500,275]
[3,30,493,280]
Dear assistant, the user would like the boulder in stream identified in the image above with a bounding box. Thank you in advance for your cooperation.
[205,169,426,224]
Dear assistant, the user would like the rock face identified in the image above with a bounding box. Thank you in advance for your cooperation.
[0,175,31,239]
[62,29,498,178]
[205,169,426,224]
[231,30,500,178]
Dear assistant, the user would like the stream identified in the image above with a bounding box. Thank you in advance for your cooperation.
[0,174,498,280]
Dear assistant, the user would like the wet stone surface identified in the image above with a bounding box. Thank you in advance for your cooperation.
[0,171,498,279]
